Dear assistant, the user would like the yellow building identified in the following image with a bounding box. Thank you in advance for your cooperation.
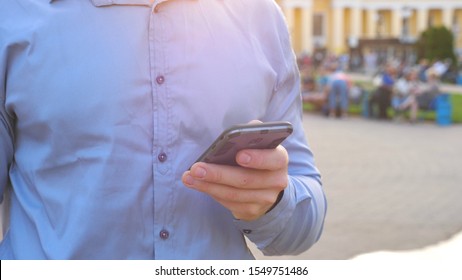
[277,0,462,57]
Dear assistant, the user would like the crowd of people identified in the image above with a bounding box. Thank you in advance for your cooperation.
[369,62,442,122]
[299,51,456,123]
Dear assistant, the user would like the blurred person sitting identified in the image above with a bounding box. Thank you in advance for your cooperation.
[417,70,441,111]
[394,69,424,123]
[392,71,411,110]
[368,64,396,119]
[302,66,331,113]
[429,59,451,79]
[417,59,430,82]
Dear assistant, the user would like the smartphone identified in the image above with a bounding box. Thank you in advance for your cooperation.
[194,121,293,166]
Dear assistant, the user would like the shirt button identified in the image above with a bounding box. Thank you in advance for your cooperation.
[243,229,252,234]
[156,75,165,85]
[158,152,167,163]
[159,230,170,240]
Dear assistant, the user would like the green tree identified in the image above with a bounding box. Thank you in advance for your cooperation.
[417,26,457,65]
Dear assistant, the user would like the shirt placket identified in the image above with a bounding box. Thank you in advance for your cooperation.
[149,1,175,258]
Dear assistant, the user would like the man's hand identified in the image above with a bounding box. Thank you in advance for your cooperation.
[182,145,289,221]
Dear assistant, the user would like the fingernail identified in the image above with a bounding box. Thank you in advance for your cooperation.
[193,166,207,178]
[238,153,251,164]
[184,175,195,186]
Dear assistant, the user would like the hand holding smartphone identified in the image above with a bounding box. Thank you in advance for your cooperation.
[195,121,293,166]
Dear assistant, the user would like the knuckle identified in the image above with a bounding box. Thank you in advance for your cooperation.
[279,176,289,189]
[246,205,262,219]
[255,154,266,167]
[212,168,224,183]
[272,174,288,189]
[277,146,289,166]
[262,193,277,206]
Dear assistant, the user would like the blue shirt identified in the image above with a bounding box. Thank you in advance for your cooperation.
[382,72,395,87]
[0,0,326,259]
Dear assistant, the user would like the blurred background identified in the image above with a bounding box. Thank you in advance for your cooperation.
[276,0,462,76]
[1,0,461,261]
[250,113,462,260]
[249,0,462,260]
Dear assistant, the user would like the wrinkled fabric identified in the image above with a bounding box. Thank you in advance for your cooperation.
[0,0,326,259]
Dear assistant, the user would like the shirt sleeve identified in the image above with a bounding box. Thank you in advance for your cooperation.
[234,176,326,255]
[0,39,15,204]
[234,0,327,256]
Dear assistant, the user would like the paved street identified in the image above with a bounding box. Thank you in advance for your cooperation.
[251,113,462,260]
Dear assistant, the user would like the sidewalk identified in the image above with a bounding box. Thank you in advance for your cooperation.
[250,112,462,260]
[352,231,462,260]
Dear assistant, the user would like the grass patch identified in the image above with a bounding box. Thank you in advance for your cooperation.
[303,91,462,124]
[355,80,461,123]
[451,94,462,123]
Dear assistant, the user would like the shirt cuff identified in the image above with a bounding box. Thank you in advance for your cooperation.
[233,177,296,249]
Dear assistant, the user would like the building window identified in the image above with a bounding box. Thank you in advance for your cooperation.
[313,13,323,36]
[313,13,325,48]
